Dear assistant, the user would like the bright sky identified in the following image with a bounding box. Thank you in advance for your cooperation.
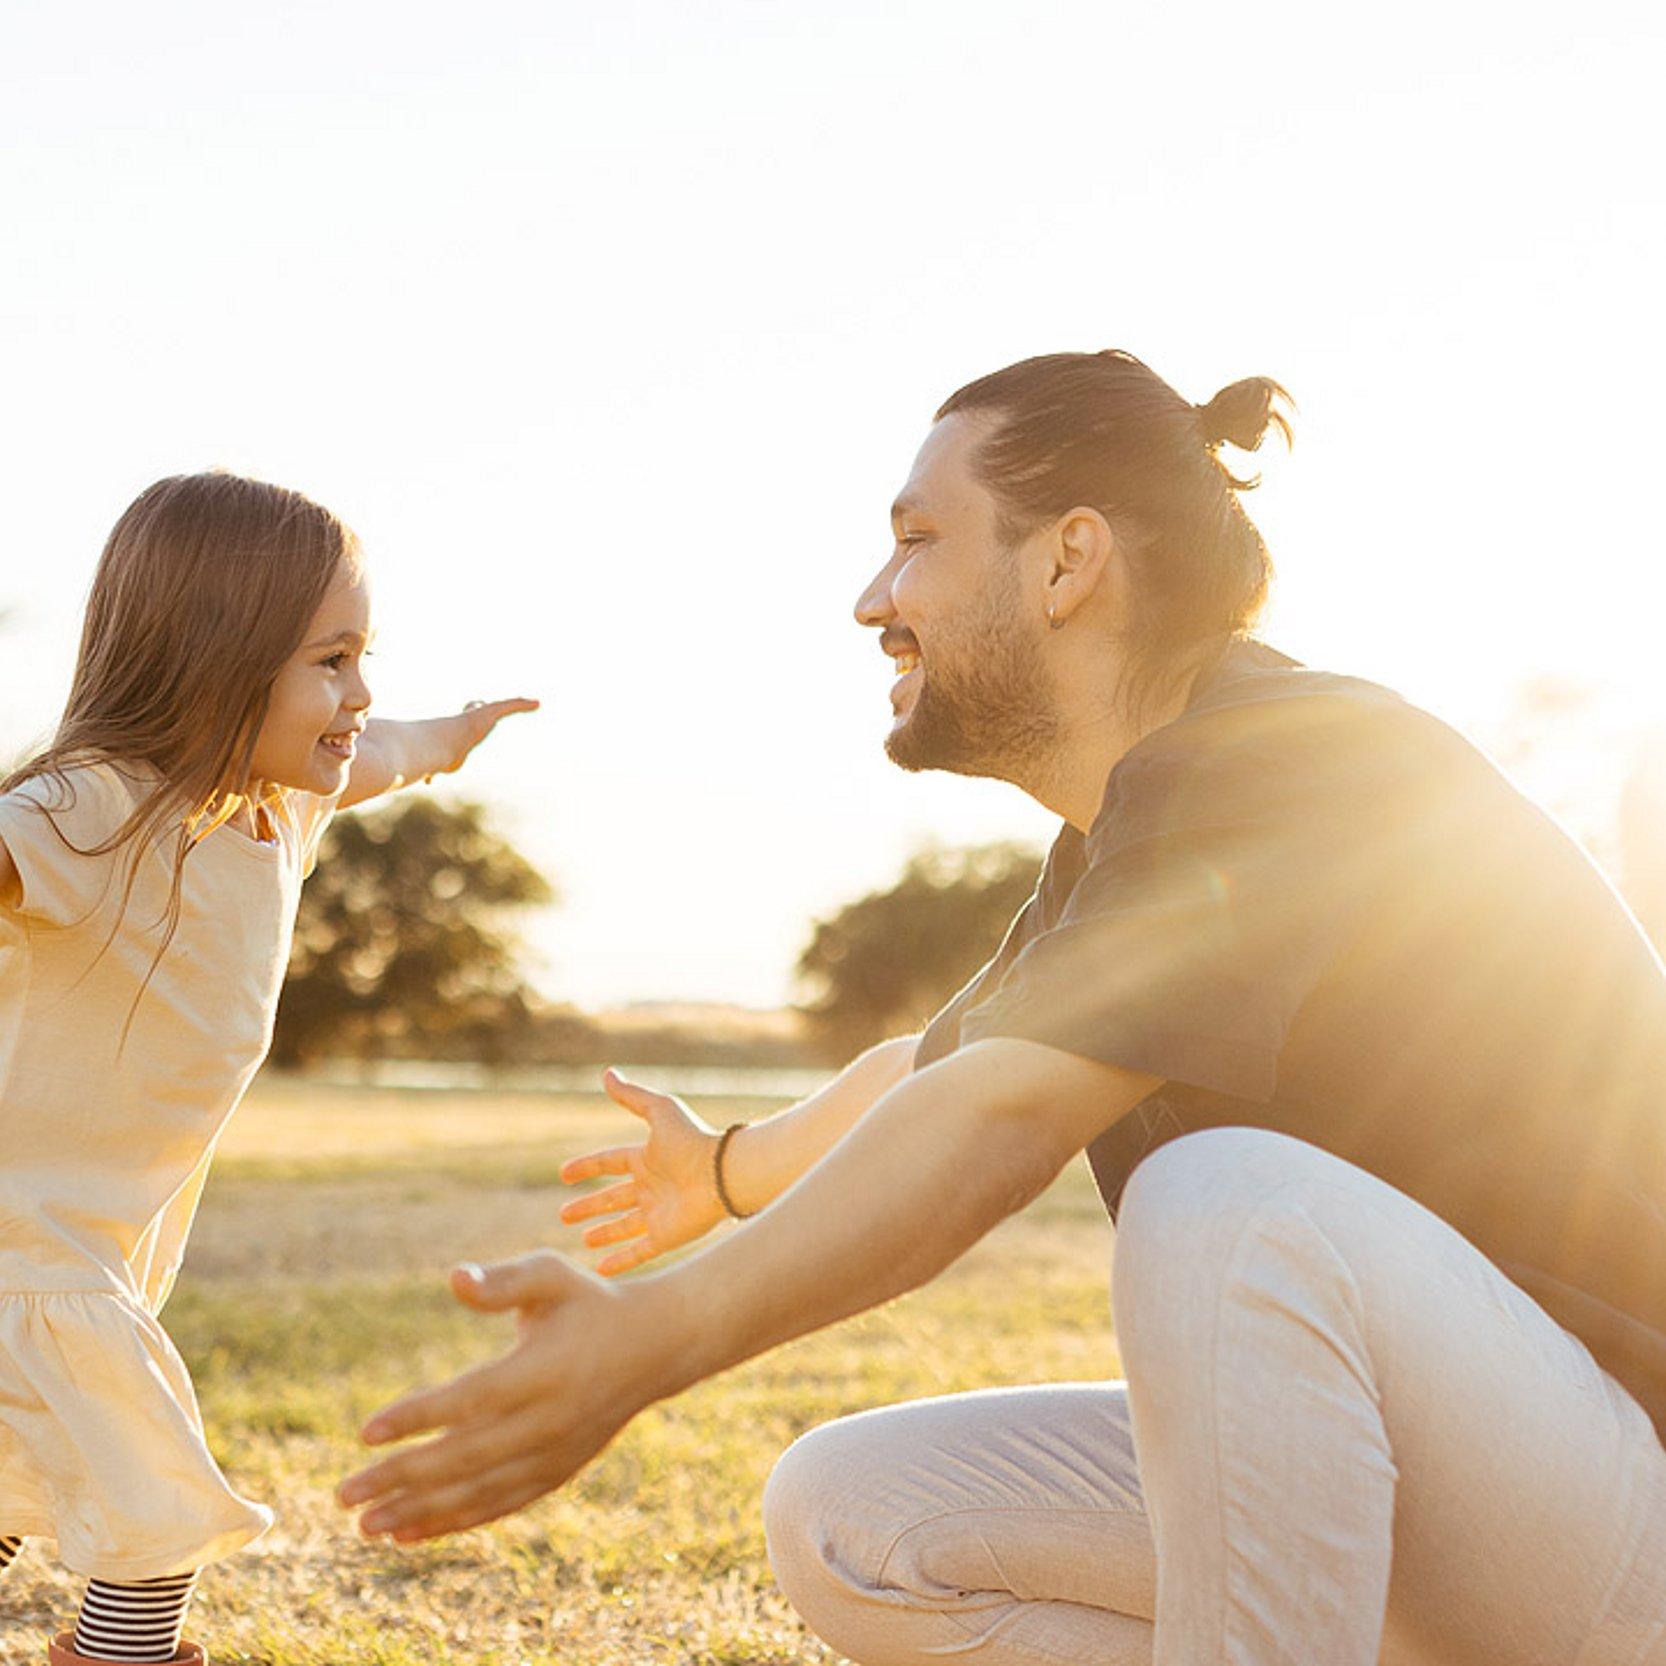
[3,0,1663,1006]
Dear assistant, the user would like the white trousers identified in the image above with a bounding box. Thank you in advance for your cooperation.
[764,1129,1666,1665]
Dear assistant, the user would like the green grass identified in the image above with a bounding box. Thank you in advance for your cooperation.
[1,1078,1120,1665]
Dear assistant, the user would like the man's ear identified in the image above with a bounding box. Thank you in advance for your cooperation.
[1043,507,1119,630]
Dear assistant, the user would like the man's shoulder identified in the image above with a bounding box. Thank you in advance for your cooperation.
[1097,645,1502,845]
[1157,644,1481,773]
[1183,643,1417,739]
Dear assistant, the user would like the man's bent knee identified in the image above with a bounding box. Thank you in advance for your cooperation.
[764,1414,917,1662]
[763,1416,892,1603]
[1113,1129,1370,1349]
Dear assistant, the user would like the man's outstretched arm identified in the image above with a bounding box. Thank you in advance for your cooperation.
[338,1037,1158,1542]
[557,1034,922,1277]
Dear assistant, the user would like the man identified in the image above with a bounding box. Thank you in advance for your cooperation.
[340,351,1666,1663]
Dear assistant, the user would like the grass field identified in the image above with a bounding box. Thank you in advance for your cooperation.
[1,1076,1122,1665]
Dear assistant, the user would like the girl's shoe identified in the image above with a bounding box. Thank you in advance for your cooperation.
[48,1635,207,1665]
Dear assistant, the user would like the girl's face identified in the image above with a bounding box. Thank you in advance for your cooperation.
[247,562,373,796]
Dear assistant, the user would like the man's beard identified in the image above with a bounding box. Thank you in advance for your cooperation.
[885,579,1060,782]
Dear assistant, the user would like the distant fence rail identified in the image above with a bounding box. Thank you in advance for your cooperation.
[293,1059,833,1101]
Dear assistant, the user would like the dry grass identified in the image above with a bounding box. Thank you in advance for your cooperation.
[1,1077,1120,1665]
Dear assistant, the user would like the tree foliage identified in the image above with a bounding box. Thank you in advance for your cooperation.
[271,796,555,1067]
[795,841,1044,1059]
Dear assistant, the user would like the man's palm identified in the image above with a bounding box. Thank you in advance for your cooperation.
[558,1071,724,1276]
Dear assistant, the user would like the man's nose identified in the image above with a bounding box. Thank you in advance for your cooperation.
[854,558,898,627]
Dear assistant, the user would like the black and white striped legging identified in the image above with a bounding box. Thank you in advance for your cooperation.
[1,1534,198,1662]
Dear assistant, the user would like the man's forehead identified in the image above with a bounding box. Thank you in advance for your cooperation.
[892,414,987,522]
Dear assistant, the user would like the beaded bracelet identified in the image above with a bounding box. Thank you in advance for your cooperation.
[714,1122,755,1219]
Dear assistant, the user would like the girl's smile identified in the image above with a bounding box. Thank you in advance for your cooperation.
[246,563,374,796]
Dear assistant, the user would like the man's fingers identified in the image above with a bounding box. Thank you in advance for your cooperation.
[391,1469,554,1542]
[582,1210,646,1250]
[448,1249,587,1315]
[356,1315,550,1446]
[338,1410,536,1512]
[559,1179,638,1223]
[596,1239,660,1278]
[358,1453,557,1543]
[558,1150,636,1187]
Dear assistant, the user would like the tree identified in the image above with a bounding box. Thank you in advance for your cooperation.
[271,796,555,1067]
[795,841,1044,1059]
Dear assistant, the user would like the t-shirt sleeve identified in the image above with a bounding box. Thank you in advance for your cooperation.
[279,788,342,880]
[916,907,1035,1069]
[914,834,1081,1071]
[958,705,1391,1101]
[0,767,131,928]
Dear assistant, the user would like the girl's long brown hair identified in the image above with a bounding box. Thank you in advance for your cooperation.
[2,472,362,1006]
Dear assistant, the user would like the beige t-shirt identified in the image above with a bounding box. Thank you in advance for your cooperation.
[0,760,334,1580]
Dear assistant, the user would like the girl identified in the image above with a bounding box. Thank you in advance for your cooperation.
[0,471,536,1665]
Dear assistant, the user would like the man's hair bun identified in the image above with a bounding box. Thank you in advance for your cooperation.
[1194,376,1295,455]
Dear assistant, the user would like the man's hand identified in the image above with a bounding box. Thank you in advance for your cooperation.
[559,1069,727,1276]
[337,1252,668,1542]
[338,1041,1158,1546]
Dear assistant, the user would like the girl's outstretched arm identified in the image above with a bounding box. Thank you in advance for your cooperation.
[339,698,540,810]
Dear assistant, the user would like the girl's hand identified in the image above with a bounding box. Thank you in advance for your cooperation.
[558,1069,727,1276]
[425,697,541,780]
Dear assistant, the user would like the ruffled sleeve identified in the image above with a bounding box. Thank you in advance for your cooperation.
[278,787,341,880]
[0,765,136,929]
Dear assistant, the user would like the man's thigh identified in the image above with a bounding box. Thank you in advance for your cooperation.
[1345,1177,1666,1664]
[1117,1128,1666,1665]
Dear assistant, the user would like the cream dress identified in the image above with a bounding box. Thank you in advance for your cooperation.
[0,760,334,1581]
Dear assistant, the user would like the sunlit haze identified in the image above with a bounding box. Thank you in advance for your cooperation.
[3,0,1662,1005]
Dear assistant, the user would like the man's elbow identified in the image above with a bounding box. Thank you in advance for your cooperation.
[956,1039,1158,1176]
[962,1083,1079,1215]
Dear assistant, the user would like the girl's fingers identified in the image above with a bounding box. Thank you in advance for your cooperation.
[601,1068,666,1120]
[596,1239,660,1278]
[559,1148,636,1184]
[583,1210,646,1250]
[467,697,540,724]
[559,1180,638,1223]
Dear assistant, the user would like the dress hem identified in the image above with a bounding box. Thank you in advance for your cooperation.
[0,1508,272,1582]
